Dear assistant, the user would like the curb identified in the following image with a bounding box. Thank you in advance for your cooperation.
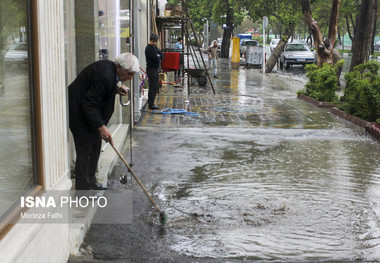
[298,94,380,141]
[297,94,336,108]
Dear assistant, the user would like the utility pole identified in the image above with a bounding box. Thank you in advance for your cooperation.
[263,16,268,73]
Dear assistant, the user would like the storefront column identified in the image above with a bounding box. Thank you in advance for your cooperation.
[74,0,99,72]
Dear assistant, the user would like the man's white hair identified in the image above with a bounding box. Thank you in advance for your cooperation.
[114,53,139,73]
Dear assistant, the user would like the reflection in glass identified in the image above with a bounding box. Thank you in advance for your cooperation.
[0,0,35,219]
[98,0,132,127]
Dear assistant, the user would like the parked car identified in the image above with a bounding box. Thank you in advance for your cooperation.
[375,40,380,51]
[280,42,315,69]
[240,39,259,57]
[4,42,28,65]
[270,39,280,52]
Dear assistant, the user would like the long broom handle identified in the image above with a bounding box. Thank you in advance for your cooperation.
[110,142,162,213]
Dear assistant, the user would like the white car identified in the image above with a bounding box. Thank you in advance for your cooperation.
[375,40,380,51]
[280,42,315,69]
[270,39,280,52]
[4,42,28,64]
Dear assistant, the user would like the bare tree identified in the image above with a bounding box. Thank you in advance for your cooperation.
[221,10,233,58]
[265,28,293,73]
[302,0,341,66]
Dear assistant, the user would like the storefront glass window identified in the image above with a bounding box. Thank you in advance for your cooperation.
[98,0,132,127]
[0,0,35,219]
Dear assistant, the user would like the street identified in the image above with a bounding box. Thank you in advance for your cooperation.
[69,58,380,262]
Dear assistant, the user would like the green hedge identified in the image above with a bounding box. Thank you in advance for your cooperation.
[298,60,344,102]
[342,61,380,123]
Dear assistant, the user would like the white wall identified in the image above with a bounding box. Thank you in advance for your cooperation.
[137,0,149,68]
[37,0,70,189]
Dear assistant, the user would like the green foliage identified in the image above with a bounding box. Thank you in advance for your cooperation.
[235,16,261,34]
[212,0,244,27]
[251,35,263,45]
[238,0,303,43]
[342,61,380,122]
[250,35,271,45]
[308,0,359,40]
[168,0,245,33]
[239,0,301,28]
[0,0,27,47]
[298,60,344,102]
[337,49,351,54]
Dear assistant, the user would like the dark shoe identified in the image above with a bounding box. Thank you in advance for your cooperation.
[214,75,218,78]
[92,182,107,190]
[149,105,159,110]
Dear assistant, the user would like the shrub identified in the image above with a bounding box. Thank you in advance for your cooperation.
[251,35,264,45]
[342,60,380,122]
[298,60,344,102]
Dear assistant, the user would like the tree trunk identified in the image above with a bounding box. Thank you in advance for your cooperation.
[327,0,340,48]
[350,0,378,71]
[371,14,377,54]
[302,0,341,66]
[265,33,292,73]
[0,35,4,96]
[221,26,232,58]
[221,10,233,58]
[337,28,341,45]
[345,16,354,41]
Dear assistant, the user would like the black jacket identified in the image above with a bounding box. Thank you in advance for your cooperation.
[68,60,118,145]
[145,44,163,69]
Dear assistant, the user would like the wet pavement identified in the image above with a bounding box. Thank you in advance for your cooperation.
[69,58,380,262]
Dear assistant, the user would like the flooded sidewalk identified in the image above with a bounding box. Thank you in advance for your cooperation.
[70,58,380,262]
[140,58,343,129]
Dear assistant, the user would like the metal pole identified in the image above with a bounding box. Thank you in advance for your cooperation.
[206,19,209,47]
[263,27,265,73]
[263,16,268,74]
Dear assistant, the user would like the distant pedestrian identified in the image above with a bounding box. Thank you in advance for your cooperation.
[174,37,183,78]
[206,40,218,78]
[68,53,139,190]
[324,38,343,86]
[174,37,183,51]
[145,34,164,110]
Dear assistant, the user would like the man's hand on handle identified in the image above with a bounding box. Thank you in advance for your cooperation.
[117,81,129,96]
[117,85,129,96]
[98,125,113,145]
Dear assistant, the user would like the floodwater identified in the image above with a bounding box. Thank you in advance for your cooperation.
[147,127,380,261]
[78,59,380,262]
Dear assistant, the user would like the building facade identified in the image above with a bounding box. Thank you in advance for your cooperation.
[0,0,152,262]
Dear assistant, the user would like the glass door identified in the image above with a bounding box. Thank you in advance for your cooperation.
[99,0,133,128]
[0,0,36,219]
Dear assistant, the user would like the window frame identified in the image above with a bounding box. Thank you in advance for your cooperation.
[0,0,44,239]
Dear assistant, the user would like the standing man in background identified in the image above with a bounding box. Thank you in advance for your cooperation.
[206,40,218,78]
[68,53,139,190]
[145,34,164,110]
[174,37,183,78]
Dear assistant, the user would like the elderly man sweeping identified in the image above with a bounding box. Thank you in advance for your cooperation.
[68,53,139,190]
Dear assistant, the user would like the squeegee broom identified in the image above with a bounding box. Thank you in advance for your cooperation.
[110,142,168,225]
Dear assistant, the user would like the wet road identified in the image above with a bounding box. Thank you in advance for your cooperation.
[70,59,380,262]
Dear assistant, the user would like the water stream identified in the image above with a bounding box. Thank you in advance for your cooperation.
[81,60,380,262]
[137,65,380,261]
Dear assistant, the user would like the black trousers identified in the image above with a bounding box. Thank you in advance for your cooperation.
[73,136,101,190]
[175,54,183,77]
[146,67,159,106]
